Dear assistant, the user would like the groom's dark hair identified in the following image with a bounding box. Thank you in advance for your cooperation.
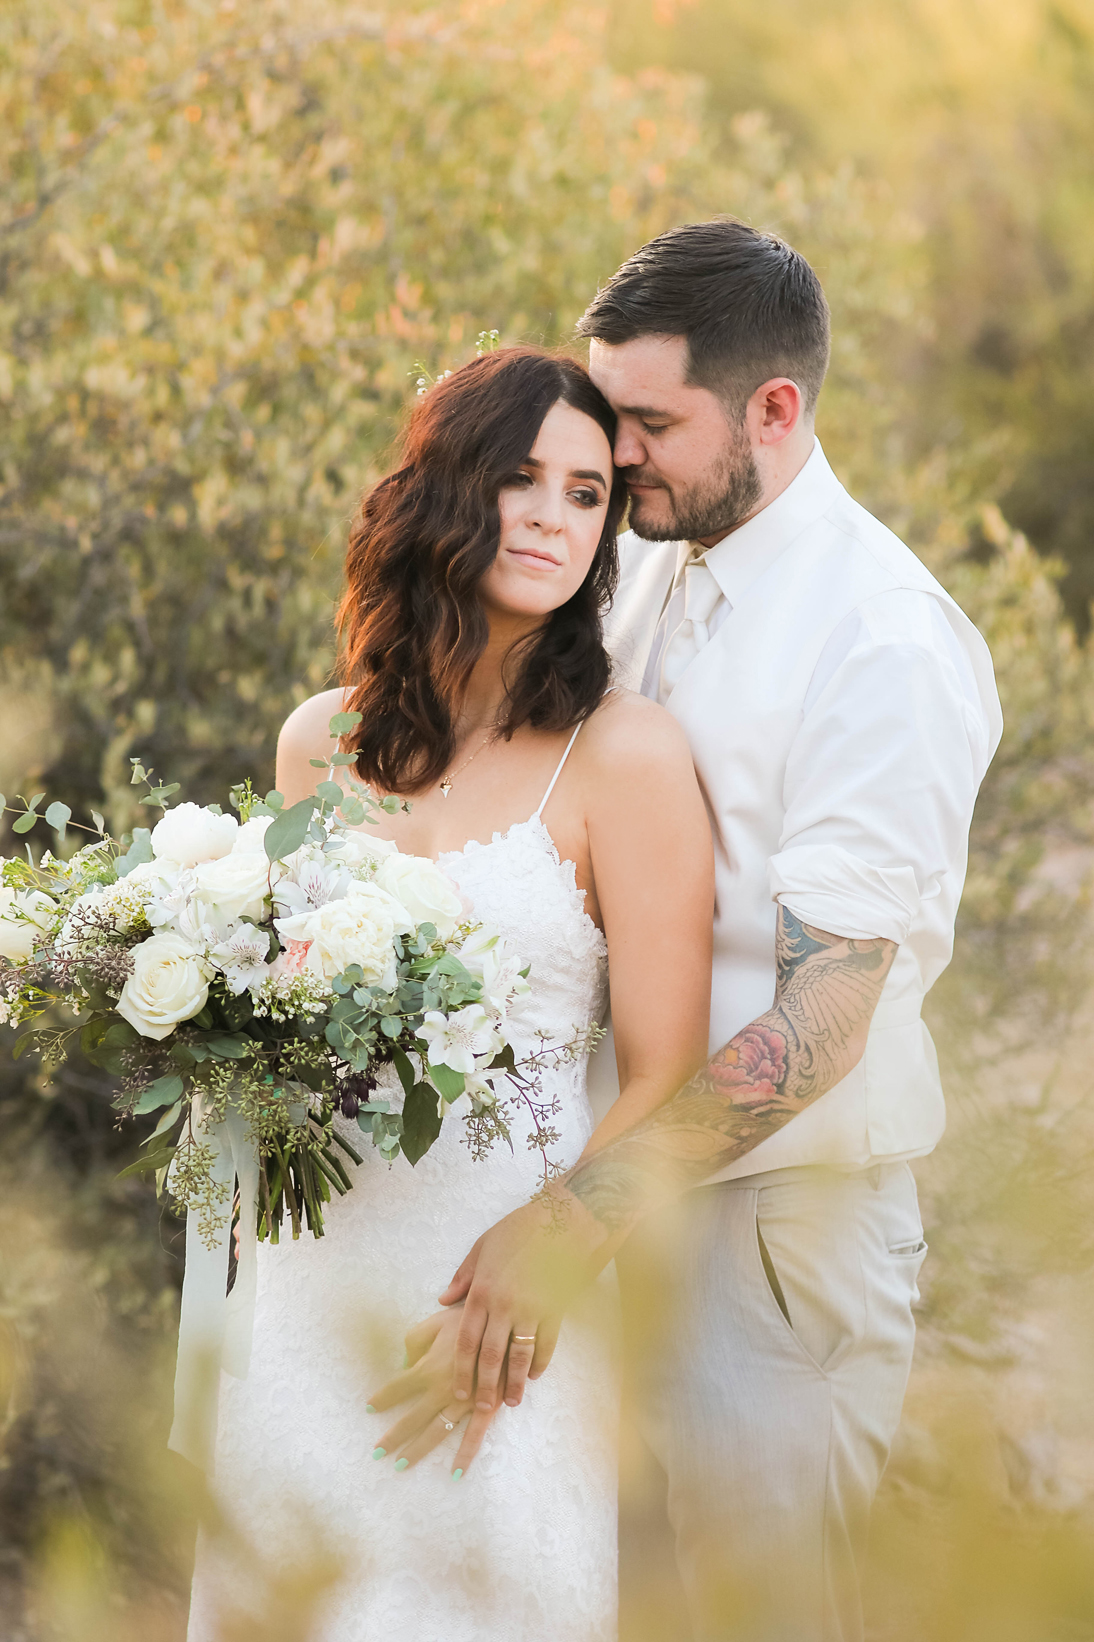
[576,217,830,418]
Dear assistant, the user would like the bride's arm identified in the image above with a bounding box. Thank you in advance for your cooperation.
[570,694,714,1156]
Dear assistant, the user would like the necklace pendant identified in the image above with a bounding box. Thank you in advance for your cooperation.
[439,776,452,798]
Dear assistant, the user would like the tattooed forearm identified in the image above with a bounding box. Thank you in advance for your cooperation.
[563,908,896,1236]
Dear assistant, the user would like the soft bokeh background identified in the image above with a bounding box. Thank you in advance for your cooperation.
[2,1,1093,1637]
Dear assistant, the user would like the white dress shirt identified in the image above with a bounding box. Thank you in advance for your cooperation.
[595,439,1003,1179]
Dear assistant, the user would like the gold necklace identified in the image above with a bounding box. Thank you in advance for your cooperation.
[438,726,497,799]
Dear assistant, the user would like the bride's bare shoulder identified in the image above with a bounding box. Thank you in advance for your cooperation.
[277,686,349,758]
[276,688,352,799]
[577,687,696,787]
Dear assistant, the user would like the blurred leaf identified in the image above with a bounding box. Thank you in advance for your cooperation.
[133,1074,185,1115]
[264,798,318,862]
[400,1081,443,1165]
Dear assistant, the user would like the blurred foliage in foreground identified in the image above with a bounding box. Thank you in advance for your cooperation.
[2,1,1093,1638]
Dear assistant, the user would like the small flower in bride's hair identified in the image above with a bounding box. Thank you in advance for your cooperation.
[419,1003,502,1074]
[709,1024,787,1102]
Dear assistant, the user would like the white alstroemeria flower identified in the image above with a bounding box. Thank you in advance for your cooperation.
[209,924,272,995]
[272,848,350,918]
[150,802,238,867]
[463,1068,512,1109]
[419,1004,503,1075]
[274,881,404,985]
[142,864,195,929]
[116,931,212,1040]
[479,943,531,1019]
[0,886,56,963]
[454,927,501,976]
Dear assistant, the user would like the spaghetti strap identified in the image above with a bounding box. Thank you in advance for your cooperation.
[533,722,585,820]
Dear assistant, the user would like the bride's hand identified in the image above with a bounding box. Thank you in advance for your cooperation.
[438,1195,600,1413]
[364,1304,499,1475]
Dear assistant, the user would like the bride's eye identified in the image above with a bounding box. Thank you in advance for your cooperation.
[569,487,602,509]
[502,470,534,489]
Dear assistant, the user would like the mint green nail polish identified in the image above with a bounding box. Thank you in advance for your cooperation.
[394,1457,409,1472]
[372,1447,386,1460]
[452,1468,463,1481]
[365,1404,376,1414]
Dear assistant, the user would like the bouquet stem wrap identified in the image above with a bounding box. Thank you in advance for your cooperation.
[168,1094,260,1471]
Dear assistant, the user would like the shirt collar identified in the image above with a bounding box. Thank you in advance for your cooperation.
[695,438,843,610]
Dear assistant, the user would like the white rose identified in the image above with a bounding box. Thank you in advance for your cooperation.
[150,802,238,867]
[0,887,56,962]
[331,827,398,870]
[274,881,403,986]
[232,815,273,853]
[116,931,212,1040]
[374,853,464,942]
[192,851,271,935]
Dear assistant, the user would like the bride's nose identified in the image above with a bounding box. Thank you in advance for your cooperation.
[527,484,565,532]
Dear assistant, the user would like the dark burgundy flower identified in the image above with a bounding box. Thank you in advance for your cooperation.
[336,1071,376,1120]
[709,1024,787,1104]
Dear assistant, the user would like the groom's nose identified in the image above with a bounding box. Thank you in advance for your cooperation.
[613,422,647,470]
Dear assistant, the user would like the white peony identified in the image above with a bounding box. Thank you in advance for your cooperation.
[0,886,56,962]
[191,851,271,936]
[116,931,212,1040]
[232,815,273,854]
[374,853,464,942]
[274,881,405,986]
[150,802,238,867]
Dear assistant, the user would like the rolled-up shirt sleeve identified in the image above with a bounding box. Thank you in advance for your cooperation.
[768,589,994,944]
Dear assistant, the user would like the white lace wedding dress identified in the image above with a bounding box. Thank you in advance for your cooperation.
[186,736,618,1642]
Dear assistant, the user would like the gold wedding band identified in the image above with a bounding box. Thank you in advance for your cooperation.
[511,1334,537,1343]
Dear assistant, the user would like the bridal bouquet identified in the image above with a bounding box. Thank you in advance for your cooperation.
[0,712,573,1249]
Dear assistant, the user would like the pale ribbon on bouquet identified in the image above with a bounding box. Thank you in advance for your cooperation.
[168,1092,261,1471]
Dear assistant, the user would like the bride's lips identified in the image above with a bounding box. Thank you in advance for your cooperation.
[506,546,562,569]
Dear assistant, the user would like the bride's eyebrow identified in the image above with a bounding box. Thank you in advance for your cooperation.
[521,456,607,487]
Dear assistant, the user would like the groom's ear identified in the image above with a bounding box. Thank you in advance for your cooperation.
[748,378,805,446]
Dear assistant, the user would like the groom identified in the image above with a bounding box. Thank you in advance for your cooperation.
[444,218,1003,1641]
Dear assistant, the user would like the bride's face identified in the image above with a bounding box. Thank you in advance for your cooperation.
[479,399,613,622]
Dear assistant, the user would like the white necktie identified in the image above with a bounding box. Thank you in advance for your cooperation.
[657,555,723,703]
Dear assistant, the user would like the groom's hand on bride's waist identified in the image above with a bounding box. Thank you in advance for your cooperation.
[440,909,898,1396]
[439,1195,612,1410]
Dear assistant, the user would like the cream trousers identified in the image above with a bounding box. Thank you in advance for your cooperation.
[617,1162,927,1642]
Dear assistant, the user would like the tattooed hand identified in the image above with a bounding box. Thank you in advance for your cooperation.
[560,908,896,1238]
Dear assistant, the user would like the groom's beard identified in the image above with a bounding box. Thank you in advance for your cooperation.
[622,424,762,543]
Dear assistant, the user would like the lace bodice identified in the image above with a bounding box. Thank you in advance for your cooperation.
[187,811,618,1642]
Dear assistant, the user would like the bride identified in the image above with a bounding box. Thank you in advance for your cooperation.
[186,346,714,1642]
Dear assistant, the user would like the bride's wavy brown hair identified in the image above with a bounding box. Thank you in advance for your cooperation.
[337,347,627,795]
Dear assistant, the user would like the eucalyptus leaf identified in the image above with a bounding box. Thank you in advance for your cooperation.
[315,780,343,804]
[27,792,45,811]
[117,1143,175,1180]
[329,751,358,766]
[309,758,328,768]
[263,796,318,862]
[134,1073,184,1113]
[91,810,105,834]
[202,1034,251,1060]
[328,711,363,735]
[143,1098,183,1141]
[45,801,71,838]
[116,827,153,876]
[12,811,37,833]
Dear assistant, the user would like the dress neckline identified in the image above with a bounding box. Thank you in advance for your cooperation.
[436,814,606,947]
